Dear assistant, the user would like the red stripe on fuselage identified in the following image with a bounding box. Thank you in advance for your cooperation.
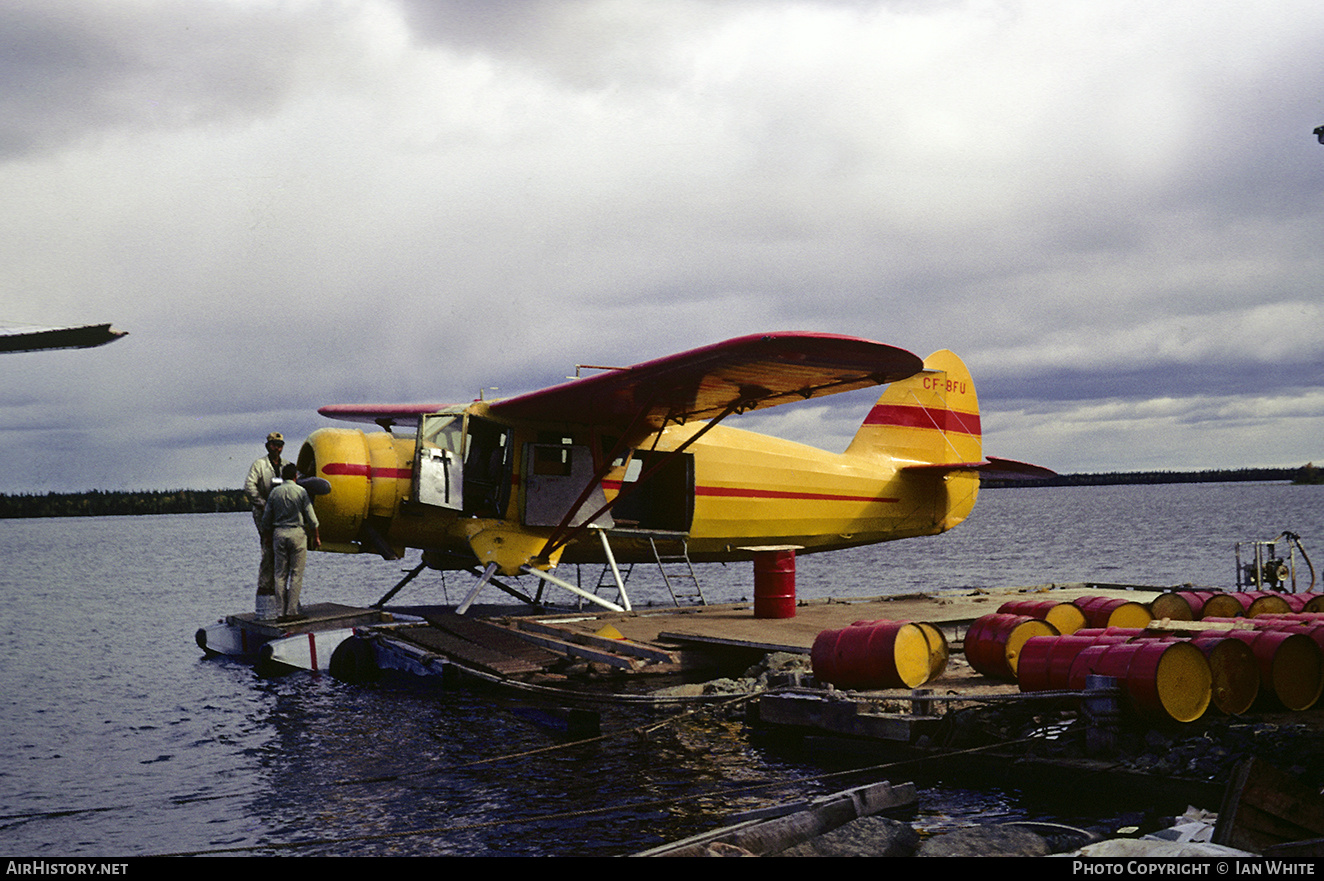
[863,404,980,436]
[602,480,896,505]
[326,466,899,504]
[321,462,413,480]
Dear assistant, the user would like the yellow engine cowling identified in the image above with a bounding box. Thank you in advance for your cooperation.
[297,427,415,554]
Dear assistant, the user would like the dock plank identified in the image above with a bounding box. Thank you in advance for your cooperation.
[391,622,550,676]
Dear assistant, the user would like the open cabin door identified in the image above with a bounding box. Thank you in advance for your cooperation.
[414,411,512,517]
[523,441,614,528]
[611,450,695,533]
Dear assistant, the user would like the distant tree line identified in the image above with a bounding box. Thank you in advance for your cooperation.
[982,464,1320,489]
[0,489,249,519]
[0,465,1319,518]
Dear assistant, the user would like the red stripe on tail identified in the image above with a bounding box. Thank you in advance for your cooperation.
[863,404,981,436]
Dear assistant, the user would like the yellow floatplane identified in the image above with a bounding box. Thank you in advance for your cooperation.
[298,332,1051,613]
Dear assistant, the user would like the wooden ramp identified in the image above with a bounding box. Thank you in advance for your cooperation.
[381,612,683,677]
[386,615,559,677]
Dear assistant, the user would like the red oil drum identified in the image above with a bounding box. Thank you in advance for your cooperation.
[1067,641,1212,723]
[963,614,1058,681]
[1282,594,1313,613]
[1206,629,1324,711]
[1172,590,1241,620]
[998,599,1087,635]
[1017,632,1132,692]
[1149,591,1197,621]
[1303,595,1324,614]
[1240,591,1295,618]
[811,620,936,690]
[1189,636,1260,716]
[752,547,796,619]
[1074,596,1152,630]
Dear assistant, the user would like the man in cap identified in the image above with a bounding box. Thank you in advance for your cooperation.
[244,432,286,607]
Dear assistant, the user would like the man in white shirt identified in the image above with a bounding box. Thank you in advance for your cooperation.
[244,432,285,605]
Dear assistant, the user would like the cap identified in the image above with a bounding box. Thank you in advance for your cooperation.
[266,432,285,444]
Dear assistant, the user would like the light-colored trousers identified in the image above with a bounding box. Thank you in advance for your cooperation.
[272,525,309,617]
[253,509,275,595]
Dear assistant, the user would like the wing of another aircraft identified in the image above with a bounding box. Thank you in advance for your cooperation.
[317,402,457,426]
[489,332,924,432]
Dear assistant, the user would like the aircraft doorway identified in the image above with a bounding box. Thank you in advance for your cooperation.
[414,413,512,518]
[611,450,695,533]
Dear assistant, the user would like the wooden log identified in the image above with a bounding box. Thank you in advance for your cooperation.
[1214,757,1324,854]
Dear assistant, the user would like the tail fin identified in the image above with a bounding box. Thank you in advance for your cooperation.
[845,349,981,465]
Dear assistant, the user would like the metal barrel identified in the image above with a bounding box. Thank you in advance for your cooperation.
[1176,590,1244,620]
[752,547,797,619]
[963,613,1058,681]
[1188,636,1260,716]
[1149,591,1197,621]
[1239,591,1295,618]
[810,620,935,689]
[1202,628,1324,711]
[1017,632,1131,692]
[1067,641,1212,723]
[997,599,1087,634]
[1074,596,1153,630]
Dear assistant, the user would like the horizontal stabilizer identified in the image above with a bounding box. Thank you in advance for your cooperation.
[902,456,1055,480]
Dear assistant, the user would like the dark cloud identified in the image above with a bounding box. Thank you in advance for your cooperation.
[0,2,348,159]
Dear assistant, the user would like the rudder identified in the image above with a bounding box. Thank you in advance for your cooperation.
[845,349,981,465]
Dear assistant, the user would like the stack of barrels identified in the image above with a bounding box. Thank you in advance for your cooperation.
[964,589,1324,724]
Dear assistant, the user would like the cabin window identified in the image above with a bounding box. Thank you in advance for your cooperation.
[532,444,574,477]
[420,416,463,454]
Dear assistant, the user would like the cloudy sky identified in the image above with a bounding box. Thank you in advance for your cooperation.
[2,0,1321,494]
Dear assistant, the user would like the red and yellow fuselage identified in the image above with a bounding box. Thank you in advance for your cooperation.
[297,349,983,575]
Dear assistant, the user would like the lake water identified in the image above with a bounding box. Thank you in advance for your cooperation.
[1,481,1320,856]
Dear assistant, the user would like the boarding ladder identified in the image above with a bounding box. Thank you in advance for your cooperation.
[649,534,707,606]
[587,531,708,607]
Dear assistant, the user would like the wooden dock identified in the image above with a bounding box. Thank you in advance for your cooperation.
[346,582,1162,688]
[500,582,1163,665]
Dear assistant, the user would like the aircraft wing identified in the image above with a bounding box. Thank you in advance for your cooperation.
[318,402,457,426]
[488,332,924,432]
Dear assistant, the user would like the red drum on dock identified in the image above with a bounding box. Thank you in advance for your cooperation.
[963,614,1058,681]
[997,599,1087,635]
[1067,641,1212,723]
[1176,591,1244,620]
[1149,591,1197,621]
[811,620,937,690]
[1017,632,1133,692]
[1189,636,1260,716]
[1240,591,1295,618]
[1074,596,1153,630]
[1207,629,1324,711]
[752,547,797,619]
[1303,595,1324,614]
